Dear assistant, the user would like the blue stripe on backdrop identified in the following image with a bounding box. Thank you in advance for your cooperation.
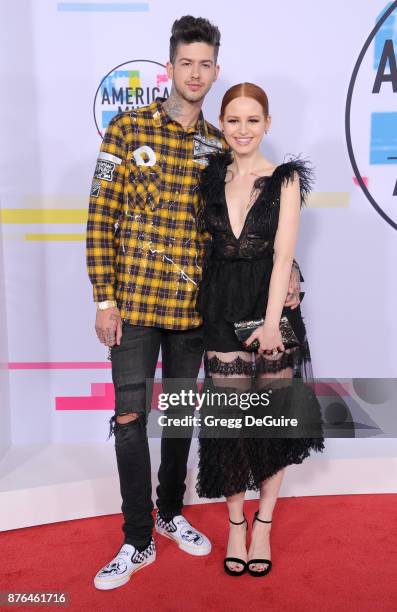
[57,3,149,12]
[374,3,397,69]
[370,112,397,164]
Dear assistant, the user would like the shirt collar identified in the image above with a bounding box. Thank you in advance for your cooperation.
[153,97,208,137]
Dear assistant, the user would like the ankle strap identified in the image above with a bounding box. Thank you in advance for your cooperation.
[229,515,247,525]
[254,510,272,524]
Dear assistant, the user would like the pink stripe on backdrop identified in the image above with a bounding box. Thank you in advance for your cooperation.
[8,362,111,370]
[353,176,368,187]
[56,381,166,411]
[310,382,350,396]
[91,383,108,396]
[56,395,114,410]
[7,361,163,370]
[56,383,115,410]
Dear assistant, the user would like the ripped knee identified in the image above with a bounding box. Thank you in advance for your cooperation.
[107,412,143,439]
[116,412,140,424]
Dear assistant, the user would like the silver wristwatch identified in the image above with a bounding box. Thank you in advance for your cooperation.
[95,300,117,311]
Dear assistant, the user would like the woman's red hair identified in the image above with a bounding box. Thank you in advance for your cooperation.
[220,82,269,118]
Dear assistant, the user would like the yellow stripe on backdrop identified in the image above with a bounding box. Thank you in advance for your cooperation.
[0,192,350,241]
[0,209,88,224]
[307,193,350,208]
[24,234,86,241]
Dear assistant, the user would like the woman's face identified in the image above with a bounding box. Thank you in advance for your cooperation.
[220,96,270,156]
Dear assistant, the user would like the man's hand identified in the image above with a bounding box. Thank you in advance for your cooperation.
[284,262,301,309]
[95,307,122,347]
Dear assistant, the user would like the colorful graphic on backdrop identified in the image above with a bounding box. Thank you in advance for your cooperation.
[346,1,397,229]
[93,60,171,137]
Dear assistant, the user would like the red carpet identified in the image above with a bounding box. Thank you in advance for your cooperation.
[1,494,397,612]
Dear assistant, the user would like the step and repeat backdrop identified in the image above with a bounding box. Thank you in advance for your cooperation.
[1,1,396,454]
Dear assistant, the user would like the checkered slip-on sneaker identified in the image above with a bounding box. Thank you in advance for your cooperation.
[155,512,211,556]
[94,538,156,590]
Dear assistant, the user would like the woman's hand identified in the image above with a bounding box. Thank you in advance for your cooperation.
[244,323,285,355]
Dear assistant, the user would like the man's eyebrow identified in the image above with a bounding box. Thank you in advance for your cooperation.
[178,57,214,63]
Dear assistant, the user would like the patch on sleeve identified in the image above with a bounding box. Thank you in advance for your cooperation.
[98,151,123,165]
[90,179,101,197]
[193,135,223,165]
[94,159,116,182]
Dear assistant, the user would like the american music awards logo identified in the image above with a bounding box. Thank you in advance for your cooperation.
[346,1,397,230]
[93,60,171,138]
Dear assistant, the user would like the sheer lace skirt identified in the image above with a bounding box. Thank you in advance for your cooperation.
[196,341,324,499]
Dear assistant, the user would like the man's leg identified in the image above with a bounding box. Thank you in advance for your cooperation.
[110,324,161,547]
[156,327,204,518]
[94,324,161,590]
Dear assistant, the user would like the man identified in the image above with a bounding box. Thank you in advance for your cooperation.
[87,15,301,590]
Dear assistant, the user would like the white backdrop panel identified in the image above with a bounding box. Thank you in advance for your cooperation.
[1,0,396,456]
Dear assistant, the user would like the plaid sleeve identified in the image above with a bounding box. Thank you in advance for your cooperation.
[292,259,304,282]
[86,116,127,302]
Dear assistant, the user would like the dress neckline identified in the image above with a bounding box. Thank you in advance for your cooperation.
[223,171,274,242]
[222,186,258,241]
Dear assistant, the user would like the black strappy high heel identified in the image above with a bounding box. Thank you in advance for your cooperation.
[247,511,273,577]
[224,516,248,576]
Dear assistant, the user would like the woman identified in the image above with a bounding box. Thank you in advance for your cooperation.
[196,83,324,577]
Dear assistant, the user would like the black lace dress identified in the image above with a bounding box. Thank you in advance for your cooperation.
[195,151,324,499]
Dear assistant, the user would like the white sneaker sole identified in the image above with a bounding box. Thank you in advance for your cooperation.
[155,526,211,556]
[94,552,156,590]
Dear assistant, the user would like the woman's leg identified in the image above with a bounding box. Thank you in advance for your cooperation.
[225,491,247,572]
[206,349,253,572]
[248,468,285,572]
[247,351,293,572]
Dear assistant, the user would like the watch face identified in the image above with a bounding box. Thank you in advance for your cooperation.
[98,301,116,310]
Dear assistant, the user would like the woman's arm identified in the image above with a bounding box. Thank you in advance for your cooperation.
[245,172,301,353]
[264,172,301,329]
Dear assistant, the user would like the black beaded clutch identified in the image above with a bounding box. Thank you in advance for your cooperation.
[233,316,300,353]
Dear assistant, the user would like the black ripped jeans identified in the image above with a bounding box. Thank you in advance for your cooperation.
[109,323,204,548]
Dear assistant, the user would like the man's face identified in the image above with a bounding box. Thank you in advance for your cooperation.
[167,42,220,103]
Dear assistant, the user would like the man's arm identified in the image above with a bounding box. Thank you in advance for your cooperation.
[86,117,127,301]
[86,117,127,346]
[284,259,302,309]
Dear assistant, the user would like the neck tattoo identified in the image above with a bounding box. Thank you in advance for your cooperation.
[163,89,200,128]
[163,91,184,122]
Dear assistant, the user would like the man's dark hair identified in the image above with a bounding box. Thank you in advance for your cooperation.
[169,15,221,64]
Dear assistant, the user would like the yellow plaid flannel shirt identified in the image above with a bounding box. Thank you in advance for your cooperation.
[86,99,225,329]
